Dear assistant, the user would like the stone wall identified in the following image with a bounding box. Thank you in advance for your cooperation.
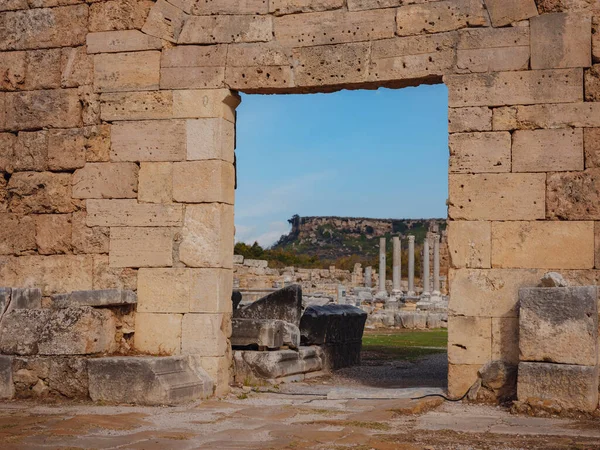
[1,0,599,402]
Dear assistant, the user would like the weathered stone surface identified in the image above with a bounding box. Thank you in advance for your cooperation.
[300,304,367,347]
[446,69,583,107]
[234,285,303,326]
[448,107,492,133]
[94,51,161,93]
[541,271,569,287]
[72,211,109,254]
[8,172,76,214]
[172,89,239,122]
[92,254,137,291]
[449,132,511,173]
[186,118,235,162]
[13,356,88,399]
[60,46,93,89]
[138,162,173,204]
[53,289,136,308]
[89,0,152,32]
[233,347,323,383]
[141,0,188,43]
[111,120,186,162]
[483,0,538,27]
[100,91,173,121]
[87,30,162,54]
[85,125,111,162]
[231,318,285,348]
[0,307,117,356]
[179,15,272,44]
[448,316,491,365]
[513,128,584,172]
[396,0,488,36]
[5,89,82,131]
[88,356,213,405]
[395,311,427,329]
[8,288,42,312]
[448,363,479,397]
[0,133,16,172]
[48,128,86,171]
[0,214,35,255]
[109,227,173,268]
[226,65,292,91]
[471,360,517,403]
[191,0,267,14]
[86,199,183,227]
[172,161,234,204]
[518,362,599,412]
[447,221,491,269]
[35,214,72,255]
[14,130,48,172]
[585,64,600,101]
[134,312,182,355]
[449,174,546,220]
[492,221,594,269]
[491,317,519,364]
[531,12,592,69]
[73,163,138,199]
[160,45,226,90]
[0,356,14,399]
[271,0,344,15]
[0,49,61,91]
[179,203,234,268]
[519,286,598,365]
[514,103,600,129]
[181,313,229,356]
[547,169,600,219]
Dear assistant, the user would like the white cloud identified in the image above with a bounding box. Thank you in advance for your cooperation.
[235,221,290,247]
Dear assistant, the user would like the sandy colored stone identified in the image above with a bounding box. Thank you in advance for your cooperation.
[491,317,519,364]
[449,132,511,173]
[0,133,16,172]
[396,0,488,37]
[492,106,517,131]
[134,312,182,355]
[92,254,137,290]
[172,89,240,122]
[491,221,594,269]
[448,363,479,398]
[594,13,600,63]
[449,268,545,318]
[588,128,600,168]
[227,42,291,67]
[138,162,173,204]
[226,65,292,91]
[5,89,82,131]
[193,0,267,14]
[72,211,109,254]
[512,128,584,172]
[89,0,153,32]
[179,15,272,44]
[8,172,76,214]
[186,119,235,162]
[86,199,183,227]
[515,102,600,129]
[483,0,538,27]
[160,45,226,89]
[585,64,600,101]
[547,168,600,219]
[172,161,234,204]
[72,163,138,199]
[181,313,229,356]
[195,355,230,395]
[14,131,48,171]
[448,173,546,220]
[0,0,27,11]
[79,85,101,126]
[111,120,186,162]
[531,12,592,69]
[0,214,35,255]
[109,227,173,268]
[87,30,162,54]
[100,91,173,121]
[179,203,234,269]
[447,316,491,365]
[84,125,111,163]
[0,49,61,91]
[271,0,343,15]
[137,267,232,313]
[274,9,394,48]
[446,69,583,107]
[141,0,188,43]
[448,107,492,133]
[447,221,491,269]
[60,46,93,88]
[47,128,86,171]
[94,51,160,93]
[35,214,72,255]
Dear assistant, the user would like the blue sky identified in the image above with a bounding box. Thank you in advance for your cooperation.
[234,84,449,247]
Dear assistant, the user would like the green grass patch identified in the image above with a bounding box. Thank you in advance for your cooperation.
[362,330,448,361]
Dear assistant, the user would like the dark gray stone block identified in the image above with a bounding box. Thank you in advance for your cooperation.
[234,285,303,326]
[7,288,42,313]
[52,289,137,308]
[0,288,11,317]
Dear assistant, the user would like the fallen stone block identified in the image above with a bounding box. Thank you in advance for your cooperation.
[231,318,284,349]
[282,321,300,350]
[300,304,367,346]
[427,313,444,329]
[0,356,14,399]
[468,360,517,404]
[0,307,118,356]
[519,286,598,366]
[540,272,568,288]
[233,347,323,383]
[234,285,303,326]
[88,356,214,405]
[366,311,394,328]
[395,311,427,329]
[52,289,137,308]
[517,362,599,412]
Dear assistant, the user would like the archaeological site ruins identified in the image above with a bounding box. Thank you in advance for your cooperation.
[0,0,599,413]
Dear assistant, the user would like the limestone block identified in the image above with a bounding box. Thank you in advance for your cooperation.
[86,199,183,227]
[8,172,76,214]
[449,132,511,173]
[179,15,272,44]
[231,318,285,348]
[0,49,61,91]
[531,12,592,69]
[227,42,292,68]
[111,120,186,162]
[447,316,491,365]
[72,163,138,200]
[79,86,100,126]
[0,0,27,11]
[293,43,369,87]
[514,103,600,129]
[274,9,394,48]
[9,288,42,312]
[92,254,137,291]
[519,286,598,365]
[141,0,188,43]
[347,0,402,11]
[244,259,268,268]
[396,0,489,37]
[446,69,583,107]
[0,307,117,356]
[46,129,85,171]
[492,106,518,131]
[448,173,546,220]
[54,289,136,308]
[234,347,323,382]
[448,363,479,397]
[447,221,491,269]
[85,125,111,163]
[513,128,584,172]
[193,355,230,395]
[483,0,538,27]
[271,0,344,15]
[138,162,173,204]
[518,362,599,412]
[547,169,600,219]
[449,268,544,318]
[491,317,519,364]
[594,13,600,63]
[137,267,232,313]
[5,89,82,131]
[100,91,173,121]
[160,45,226,90]
[596,222,600,268]
[0,214,35,255]
[448,107,492,133]
[60,46,94,89]
[585,64,600,101]
[94,51,161,93]
[35,214,72,255]
[134,312,182,355]
[226,65,293,91]
[0,5,88,51]
[0,356,14,399]
[89,0,152,31]
[172,89,240,122]
[109,227,173,268]
[72,211,109,254]
[87,30,162,54]
[236,285,303,326]
[14,131,48,172]
[491,221,594,269]
[186,118,235,162]
[179,203,234,268]
[193,0,268,14]
[0,133,15,172]
[181,313,229,356]
[172,161,234,204]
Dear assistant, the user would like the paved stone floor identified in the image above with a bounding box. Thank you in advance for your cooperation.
[2,388,600,449]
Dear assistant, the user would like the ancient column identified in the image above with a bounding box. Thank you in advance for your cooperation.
[365,266,372,288]
[432,234,441,297]
[422,237,430,297]
[408,235,415,296]
[376,237,388,298]
[392,236,402,296]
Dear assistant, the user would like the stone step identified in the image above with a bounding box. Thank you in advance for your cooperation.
[88,356,214,405]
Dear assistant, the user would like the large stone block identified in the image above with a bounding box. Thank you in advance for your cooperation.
[60,46,93,89]
[181,313,229,356]
[448,363,479,397]
[87,30,162,54]
[449,132,511,173]
[193,0,268,14]
[160,45,226,90]
[14,130,48,172]
[231,318,286,349]
[531,12,592,69]
[447,221,491,269]
[518,362,599,412]
[396,0,488,36]
[138,162,173,204]
[226,64,293,91]
[483,0,538,27]
[134,312,182,355]
[7,288,42,312]
[513,103,600,129]
[100,91,173,121]
[446,69,583,107]
[92,254,137,291]
[72,163,138,199]
[35,214,72,255]
[491,221,594,269]
[8,172,76,214]
[548,169,600,219]
[194,355,230,395]
[448,173,545,220]
[233,347,323,382]
[448,316,491,365]
[586,64,600,101]
[13,356,89,399]
[111,120,186,162]
[235,285,303,326]
[86,199,183,227]
[491,317,519,364]
[0,214,36,255]
[0,49,61,91]
[0,356,14,399]
[300,304,367,348]
[179,15,272,44]
[0,133,16,172]
[186,118,235,162]
[48,128,86,171]
[88,356,213,405]
[519,286,598,365]
[53,289,136,308]
[109,227,173,268]
[0,307,117,356]
[90,0,153,32]
[172,89,239,122]
[94,51,161,93]
[512,128,584,172]
[72,211,109,254]
[271,0,344,15]
[172,161,234,204]
[448,107,492,133]
[5,89,82,131]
